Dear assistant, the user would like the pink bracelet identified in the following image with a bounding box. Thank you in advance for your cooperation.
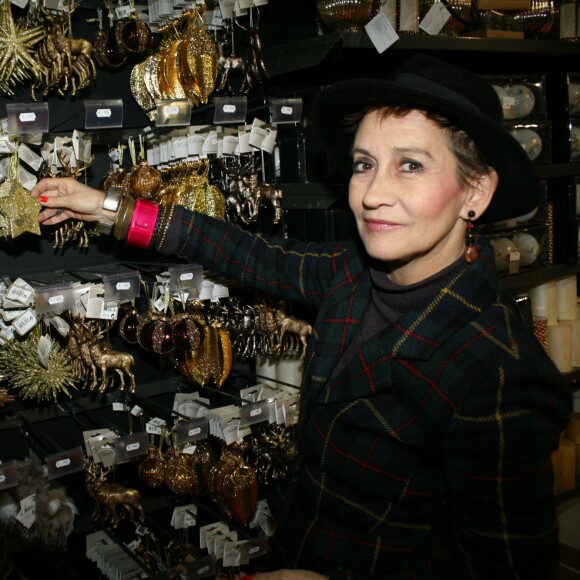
[125,199,160,249]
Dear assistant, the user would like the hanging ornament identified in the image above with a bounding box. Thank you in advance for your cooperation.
[0,0,45,96]
[0,150,42,240]
[179,6,218,104]
[0,327,76,402]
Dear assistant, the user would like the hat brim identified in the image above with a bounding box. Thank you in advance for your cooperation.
[313,79,540,224]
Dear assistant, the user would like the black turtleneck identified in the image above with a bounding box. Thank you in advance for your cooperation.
[328,257,467,381]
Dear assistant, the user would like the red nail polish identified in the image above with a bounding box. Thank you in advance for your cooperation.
[39,196,48,203]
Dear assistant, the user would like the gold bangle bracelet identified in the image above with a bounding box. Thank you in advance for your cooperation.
[113,196,136,241]
[155,201,175,251]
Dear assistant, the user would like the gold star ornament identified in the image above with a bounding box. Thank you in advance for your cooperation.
[0,151,41,239]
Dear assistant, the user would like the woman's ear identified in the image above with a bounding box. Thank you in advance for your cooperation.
[466,168,499,218]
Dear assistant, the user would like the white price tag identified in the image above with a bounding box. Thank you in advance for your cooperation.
[16,494,36,529]
[13,308,38,336]
[364,11,399,54]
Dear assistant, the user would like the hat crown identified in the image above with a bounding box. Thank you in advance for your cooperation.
[394,54,504,125]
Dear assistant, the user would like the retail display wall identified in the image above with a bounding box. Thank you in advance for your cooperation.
[0,0,579,578]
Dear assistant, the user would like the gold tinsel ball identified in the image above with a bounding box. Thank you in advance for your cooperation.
[129,162,162,200]
[0,331,76,402]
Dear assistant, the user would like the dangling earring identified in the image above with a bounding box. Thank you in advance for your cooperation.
[464,210,478,264]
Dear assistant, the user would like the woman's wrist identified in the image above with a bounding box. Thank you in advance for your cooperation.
[96,186,123,234]
[125,198,160,248]
[95,186,166,250]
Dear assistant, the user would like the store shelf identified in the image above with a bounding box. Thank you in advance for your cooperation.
[536,163,580,179]
[341,32,580,55]
[501,264,580,293]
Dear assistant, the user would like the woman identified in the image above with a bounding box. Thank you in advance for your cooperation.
[32,55,571,579]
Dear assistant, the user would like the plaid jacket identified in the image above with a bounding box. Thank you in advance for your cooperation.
[173,211,572,579]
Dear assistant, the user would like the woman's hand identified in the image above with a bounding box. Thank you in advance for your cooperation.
[233,571,328,580]
[30,177,108,226]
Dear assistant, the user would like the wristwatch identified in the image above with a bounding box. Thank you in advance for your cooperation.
[96,186,123,235]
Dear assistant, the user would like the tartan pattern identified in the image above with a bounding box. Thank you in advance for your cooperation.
[174,211,572,579]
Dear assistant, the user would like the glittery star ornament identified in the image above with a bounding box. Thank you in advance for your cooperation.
[0,328,76,402]
[0,151,41,239]
[0,0,45,96]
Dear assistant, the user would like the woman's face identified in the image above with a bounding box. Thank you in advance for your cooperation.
[349,109,475,285]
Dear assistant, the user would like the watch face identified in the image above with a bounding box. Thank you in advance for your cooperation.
[510,128,543,161]
[513,232,540,266]
[504,84,536,118]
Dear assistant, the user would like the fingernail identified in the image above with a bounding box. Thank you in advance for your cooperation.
[39,196,48,203]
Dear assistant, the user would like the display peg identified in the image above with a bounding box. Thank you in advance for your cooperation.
[213,95,248,125]
[84,99,124,129]
[45,445,85,479]
[102,270,141,303]
[270,97,303,124]
[112,431,149,463]
[173,417,209,446]
[6,102,49,135]
[155,99,192,127]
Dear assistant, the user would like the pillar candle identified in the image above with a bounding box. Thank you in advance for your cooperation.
[530,281,558,326]
[557,275,578,320]
[547,322,573,372]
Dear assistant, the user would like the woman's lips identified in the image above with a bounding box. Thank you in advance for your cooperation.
[364,219,402,233]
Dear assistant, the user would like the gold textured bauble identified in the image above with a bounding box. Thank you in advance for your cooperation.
[138,445,166,487]
[128,161,162,200]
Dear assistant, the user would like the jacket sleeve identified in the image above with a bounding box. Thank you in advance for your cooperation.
[165,207,358,309]
[442,349,571,578]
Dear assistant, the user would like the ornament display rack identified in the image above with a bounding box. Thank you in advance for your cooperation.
[0,0,580,576]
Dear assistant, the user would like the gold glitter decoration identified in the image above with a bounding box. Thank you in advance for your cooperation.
[0,328,76,402]
[138,444,167,488]
[130,60,156,121]
[162,38,188,99]
[164,447,196,494]
[170,322,231,387]
[130,6,217,118]
[158,159,225,219]
[0,1,45,96]
[179,8,218,105]
[0,151,41,239]
[208,444,258,525]
[128,160,162,200]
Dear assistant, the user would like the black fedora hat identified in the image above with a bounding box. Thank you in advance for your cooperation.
[312,54,539,224]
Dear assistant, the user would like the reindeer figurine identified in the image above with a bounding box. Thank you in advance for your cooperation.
[84,458,145,528]
[68,317,137,393]
[236,7,269,84]
[275,308,313,358]
[88,334,137,394]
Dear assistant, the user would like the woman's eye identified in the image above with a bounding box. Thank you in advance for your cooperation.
[352,159,373,172]
[401,160,422,172]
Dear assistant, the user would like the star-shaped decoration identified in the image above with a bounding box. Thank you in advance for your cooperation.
[0,152,41,239]
[0,1,45,96]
